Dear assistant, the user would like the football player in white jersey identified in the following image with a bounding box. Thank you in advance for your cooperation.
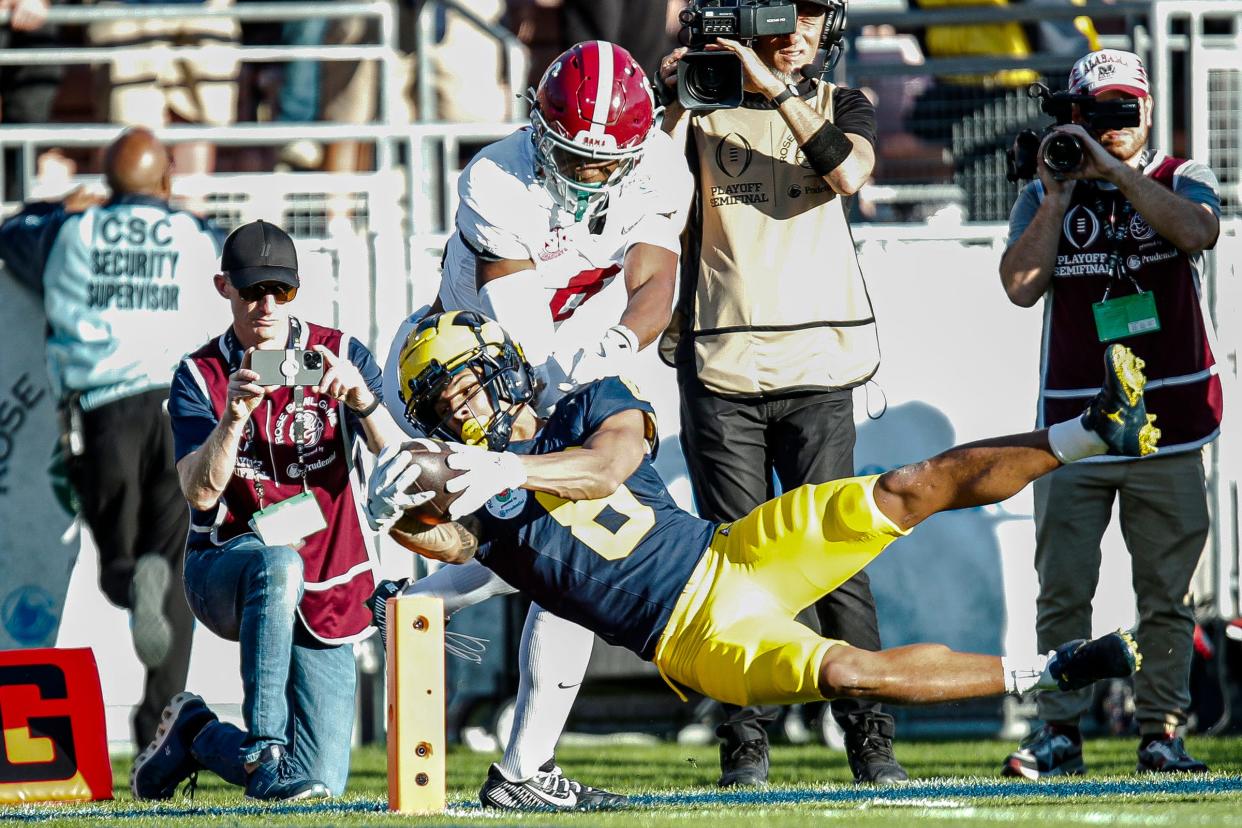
[370,40,692,812]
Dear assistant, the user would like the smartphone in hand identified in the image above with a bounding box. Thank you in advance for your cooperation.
[250,349,326,386]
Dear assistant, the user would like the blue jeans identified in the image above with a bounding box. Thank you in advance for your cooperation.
[182,534,356,794]
[277,18,327,123]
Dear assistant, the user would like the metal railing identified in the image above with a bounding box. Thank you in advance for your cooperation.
[845,0,1153,79]
[840,0,1152,220]
[0,1,406,194]
[1149,1,1242,215]
[412,0,529,123]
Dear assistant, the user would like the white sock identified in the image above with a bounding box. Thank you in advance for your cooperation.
[1047,417,1108,464]
[498,604,594,780]
[400,558,515,615]
[1003,653,1052,695]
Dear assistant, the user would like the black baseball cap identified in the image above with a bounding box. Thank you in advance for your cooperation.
[221,219,299,289]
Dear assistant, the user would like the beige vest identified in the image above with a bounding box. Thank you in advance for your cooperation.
[661,83,880,397]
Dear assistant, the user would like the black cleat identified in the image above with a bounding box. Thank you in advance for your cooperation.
[1002,724,1085,780]
[364,578,409,650]
[1137,737,1209,773]
[1044,629,1142,692]
[479,759,627,811]
[131,692,216,800]
[844,715,908,785]
[1082,344,1160,457]
[717,738,769,788]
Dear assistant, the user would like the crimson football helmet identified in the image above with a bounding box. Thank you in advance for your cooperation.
[530,40,658,220]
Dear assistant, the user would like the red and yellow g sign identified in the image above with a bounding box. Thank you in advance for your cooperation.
[0,648,112,803]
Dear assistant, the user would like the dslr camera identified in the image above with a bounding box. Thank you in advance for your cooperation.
[676,0,798,111]
[1006,82,1141,181]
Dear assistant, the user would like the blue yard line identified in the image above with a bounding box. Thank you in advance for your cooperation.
[3,776,1241,822]
[627,774,1242,808]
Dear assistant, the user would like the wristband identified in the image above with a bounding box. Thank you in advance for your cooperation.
[800,121,854,177]
[353,396,381,418]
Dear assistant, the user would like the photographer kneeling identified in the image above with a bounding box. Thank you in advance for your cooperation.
[657,0,905,788]
[131,220,403,801]
[999,50,1221,777]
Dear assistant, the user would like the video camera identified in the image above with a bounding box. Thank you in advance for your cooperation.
[676,0,799,111]
[1006,83,1142,181]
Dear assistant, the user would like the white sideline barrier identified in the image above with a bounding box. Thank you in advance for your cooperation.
[4,221,1235,747]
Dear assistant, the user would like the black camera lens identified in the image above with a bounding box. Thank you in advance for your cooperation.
[302,351,323,370]
[678,51,744,110]
[689,62,728,100]
[1042,133,1084,174]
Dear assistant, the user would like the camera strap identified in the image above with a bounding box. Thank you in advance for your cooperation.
[249,316,311,506]
[1088,188,1160,342]
[289,316,311,495]
[1091,188,1142,299]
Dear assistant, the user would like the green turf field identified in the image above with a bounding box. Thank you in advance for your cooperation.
[4,737,1241,826]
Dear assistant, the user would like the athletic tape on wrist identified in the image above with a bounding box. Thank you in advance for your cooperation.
[801,121,853,177]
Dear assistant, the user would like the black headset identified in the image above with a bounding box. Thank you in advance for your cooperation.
[806,0,849,80]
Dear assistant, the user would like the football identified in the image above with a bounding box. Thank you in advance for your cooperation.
[397,438,465,527]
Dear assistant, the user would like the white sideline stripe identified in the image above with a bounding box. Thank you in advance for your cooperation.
[591,40,613,132]
[855,806,1176,825]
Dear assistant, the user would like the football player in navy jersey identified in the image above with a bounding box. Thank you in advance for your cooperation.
[368,311,1155,789]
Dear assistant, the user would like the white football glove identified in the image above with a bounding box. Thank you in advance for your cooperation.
[442,443,528,520]
[597,323,639,362]
[531,325,639,416]
[365,444,435,532]
[567,324,638,387]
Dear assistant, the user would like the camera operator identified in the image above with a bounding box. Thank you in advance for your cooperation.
[130,219,403,802]
[656,0,905,788]
[999,49,1221,778]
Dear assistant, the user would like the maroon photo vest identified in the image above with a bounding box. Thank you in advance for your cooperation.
[1039,153,1223,456]
[185,320,377,643]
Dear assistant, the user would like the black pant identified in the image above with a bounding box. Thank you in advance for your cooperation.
[0,22,64,202]
[67,389,194,749]
[561,0,672,77]
[678,370,886,748]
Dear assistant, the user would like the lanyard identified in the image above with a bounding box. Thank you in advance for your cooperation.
[1090,186,1143,302]
[289,317,310,494]
[250,317,312,507]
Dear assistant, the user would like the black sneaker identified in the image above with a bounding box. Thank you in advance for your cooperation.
[1082,343,1160,457]
[364,578,409,650]
[718,738,769,788]
[843,715,909,784]
[1137,736,1209,773]
[131,692,216,800]
[1002,724,1085,779]
[1042,629,1142,692]
[244,745,331,801]
[478,759,627,811]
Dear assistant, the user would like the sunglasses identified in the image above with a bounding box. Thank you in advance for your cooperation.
[237,282,298,304]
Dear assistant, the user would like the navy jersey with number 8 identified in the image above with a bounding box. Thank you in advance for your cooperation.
[473,377,715,659]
